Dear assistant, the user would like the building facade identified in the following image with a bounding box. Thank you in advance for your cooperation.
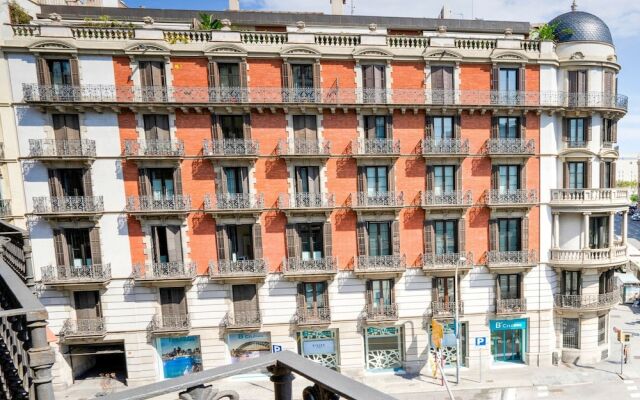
[0,0,629,391]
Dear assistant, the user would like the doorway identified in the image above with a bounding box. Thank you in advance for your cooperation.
[491,329,524,362]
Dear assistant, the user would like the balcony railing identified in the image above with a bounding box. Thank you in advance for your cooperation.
[60,317,106,339]
[278,193,335,210]
[277,139,331,157]
[204,193,264,211]
[363,303,398,322]
[352,138,400,156]
[554,290,620,311]
[487,250,537,267]
[148,313,190,334]
[486,138,535,155]
[283,257,337,277]
[496,298,527,314]
[295,306,331,325]
[28,139,96,158]
[428,301,464,317]
[41,264,111,286]
[422,190,473,208]
[32,196,104,215]
[422,252,473,271]
[222,310,262,329]
[202,138,259,157]
[355,255,406,275]
[422,138,469,156]
[126,195,191,213]
[565,140,588,149]
[133,262,196,282]
[550,189,629,206]
[550,246,627,266]
[21,85,629,111]
[0,199,11,217]
[486,189,538,206]
[124,139,185,158]
[209,259,267,281]
[353,191,404,208]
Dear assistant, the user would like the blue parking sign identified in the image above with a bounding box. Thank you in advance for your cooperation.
[475,337,487,347]
[272,344,283,353]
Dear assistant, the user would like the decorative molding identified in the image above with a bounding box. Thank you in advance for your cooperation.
[125,42,170,56]
[280,45,320,58]
[204,44,247,57]
[28,40,77,54]
[423,49,463,61]
[491,51,528,62]
[353,47,393,60]
[570,51,585,60]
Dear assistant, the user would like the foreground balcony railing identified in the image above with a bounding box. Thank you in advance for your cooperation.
[428,301,464,317]
[60,317,106,339]
[295,305,331,325]
[549,246,627,266]
[41,264,111,286]
[0,199,11,217]
[422,252,473,271]
[209,259,267,281]
[22,85,628,111]
[352,138,400,156]
[204,193,264,212]
[202,138,259,157]
[496,298,527,314]
[126,195,191,214]
[278,193,335,210]
[124,139,184,158]
[277,139,331,157]
[353,191,404,208]
[133,262,196,283]
[363,303,398,322]
[148,313,190,334]
[422,138,469,156]
[355,255,406,275]
[487,250,537,268]
[283,257,337,278]
[554,290,620,311]
[28,139,96,159]
[422,190,473,208]
[550,189,629,206]
[486,189,538,206]
[32,196,104,215]
[486,138,535,155]
[222,310,262,330]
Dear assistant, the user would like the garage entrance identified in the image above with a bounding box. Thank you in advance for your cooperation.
[66,343,128,388]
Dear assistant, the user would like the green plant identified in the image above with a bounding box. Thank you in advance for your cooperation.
[631,194,638,203]
[530,22,572,42]
[81,16,133,28]
[617,180,638,188]
[197,13,222,30]
[166,34,190,45]
[8,2,32,25]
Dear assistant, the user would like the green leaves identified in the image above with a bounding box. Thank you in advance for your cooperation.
[530,22,573,42]
[198,13,223,30]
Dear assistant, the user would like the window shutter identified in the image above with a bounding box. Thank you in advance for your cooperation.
[281,61,291,89]
[69,58,80,86]
[173,168,183,195]
[214,166,226,195]
[425,115,432,138]
[612,120,618,142]
[52,114,66,140]
[386,115,393,139]
[431,278,438,303]
[215,224,229,261]
[518,65,526,91]
[156,115,170,141]
[138,168,149,196]
[143,115,156,140]
[599,162,605,189]
[53,229,66,266]
[365,116,376,139]
[520,115,527,139]
[152,226,161,263]
[82,168,93,197]
[239,60,248,89]
[391,220,401,256]
[520,164,527,190]
[454,115,461,139]
[612,162,617,187]
[207,61,219,88]
[586,160,592,188]
[363,65,374,89]
[491,165,498,190]
[356,221,368,257]
[89,226,102,265]
[296,283,305,308]
[563,163,569,189]
[211,114,222,141]
[388,165,395,193]
[166,226,182,263]
[285,224,299,259]
[240,167,249,194]
[48,169,63,197]
[455,164,462,191]
[490,65,499,90]
[36,57,50,86]
[426,165,433,191]
[366,280,373,304]
[357,167,365,193]
[458,218,466,253]
[252,223,263,260]
[586,117,592,142]
[313,61,321,90]
[562,118,568,142]
[323,222,333,258]
[243,114,252,140]
[488,219,497,252]
[491,116,498,139]
[521,217,529,252]
[424,220,434,257]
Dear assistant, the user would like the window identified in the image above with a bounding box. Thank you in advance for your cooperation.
[498,274,520,300]
[567,162,586,189]
[300,281,328,311]
[52,114,80,141]
[498,218,521,252]
[299,224,324,261]
[599,270,615,294]
[218,63,240,88]
[58,169,85,196]
[568,70,588,94]
[224,167,249,194]
[143,114,171,142]
[567,118,586,146]
[228,224,254,261]
[232,284,259,321]
[368,222,391,257]
[220,115,244,139]
[366,166,389,194]
[295,166,320,196]
[293,115,318,143]
[364,326,403,370]
[47,59,72,86]
[291,64,314,88]
[562,318,580,349]
[150,168,175,197]
[433,165,456,195]
[434,277,456,303]
[598,315,607,345]
[364,116,388,139]
[497,165,520,192]
[362,65,386,89]
[602,161,613,189]
[160,287,187,317]
[602,119,616,144]
[433,117,454,140]
[74,291,101,321]
[498,68,519,92]
[562,271,580,296]
[431,66,454,90]
[139,61,166,87]
[151,226,182,264]
[368,279,393,310]
[434,220,457,255]
[498,117,519,139]
[589,216,609,249]
[66,229,92,267]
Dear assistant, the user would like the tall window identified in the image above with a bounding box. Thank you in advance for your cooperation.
[228,225,254,261]
[434,220,457,255]
[498,68,519,92]
[498,218,520,252]
[151,226,182,264]
[568,162,586,189]
[52,114,81,141]
[299,224,323,261]
[74,291,101,321]
[602,161,613,189]
[220,115,244,139]
[498,165,520,193]
[293,115,318,143]
[433,165,455,195]
[366,166,388,194]
[567,118,586,146]
[57,169,85,196]
[433,117,454,141]
[150,169,175,198]
[291,64,314,88]
[498,117,519,139]
[368,222,391,257]
[498,274,520,300]
[139,61,166,87]
[224,167,249,194]
[602,119,615,144]
[589,216,609,249]
[364,116,388,139]
[218,63,240,88]
[160,287,187,318]
[362,65,386,89]
[66,229,92,267]
[562,271,580,296]
[143,115,170,141]
[47,59,72,86]
[599,270,615,294]
[562,318,580,349]
[435,277,455,303]
[598,315,607,345]
[301,281,328,312]
[232,284,259,320]
[369,279,393,310]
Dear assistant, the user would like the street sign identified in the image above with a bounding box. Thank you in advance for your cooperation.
[272,344,283,353]
[475,337,487,347]
[431,320,444,348]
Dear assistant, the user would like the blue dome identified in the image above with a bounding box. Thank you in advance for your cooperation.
[549,11,613,45]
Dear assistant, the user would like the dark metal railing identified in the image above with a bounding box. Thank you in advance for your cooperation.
[295,305,331,325]
[32,196,104,215]
[133,262,196,281]
[28,139,96,158]
[41,264,111,285]
[283,257,337,276]
[124,139,185,158]
[126,195,191,213]
[364,303,398,321]
[222,310,262,329]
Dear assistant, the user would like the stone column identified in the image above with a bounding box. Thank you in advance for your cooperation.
[582,213,590,249]
[553,213,560,248]
[623,211,628,245]
[268,365,294,400]
[26,314,56,400]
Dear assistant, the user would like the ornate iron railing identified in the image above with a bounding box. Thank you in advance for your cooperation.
[353,191,404,208]
[0,200,11,218]
[209,259,267,279]
[486,189,538,205]
[429,301,464,317]
[355,255,406,273]
[353,138,400,155]
[486,138,535,155]
[126,195,191,213]
[148,313,190,333]
[487,250,537,266]
[295,305,331,325]
[278,193,335,209]
[550,246,627,265]
[364,303,398,321]
[550,189,629,205]
[204,193,264,211]
[277,139,331,156]
[554,290,620,310]
[124,139,184,157]
[496,298,527,314]
[222,310,262,329]
[422,252,473,270]
[202,138,259,156]
[133,262,196,281]
[423,190,473,207]
[283,257,337,276]
[60,317,106,338]
[28,139,96,158]
[422,138,469,155]
[41,264,111,284]
[32,196,104,214]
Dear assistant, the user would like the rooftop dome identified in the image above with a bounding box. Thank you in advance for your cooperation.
[548,5,613,45]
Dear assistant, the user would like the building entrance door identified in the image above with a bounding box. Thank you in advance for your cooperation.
[491,329,523,362]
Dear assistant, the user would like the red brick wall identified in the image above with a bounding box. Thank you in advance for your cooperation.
[248,59,282,88]
[460,64,491,90]
[321,61,357,89]
[113,56,132,87]
[171,58,208,87]
[391,62,425,89]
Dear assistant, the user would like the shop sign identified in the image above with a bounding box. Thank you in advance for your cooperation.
[227,332,272,363]
[158,335,203,379]
[366,326,399,337]
[490,318,527,331]
[303,339,336,355]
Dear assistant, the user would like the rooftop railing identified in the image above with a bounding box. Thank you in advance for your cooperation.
[32,196,104,215]
[28,139,96,158]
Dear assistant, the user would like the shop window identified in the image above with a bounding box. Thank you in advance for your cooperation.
[297,329,339,370]
[562,318,580,349]
[364,326,403,371]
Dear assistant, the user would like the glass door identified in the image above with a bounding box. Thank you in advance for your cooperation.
[491,329,524,362]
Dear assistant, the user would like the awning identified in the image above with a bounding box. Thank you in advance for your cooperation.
[616,272,640,285]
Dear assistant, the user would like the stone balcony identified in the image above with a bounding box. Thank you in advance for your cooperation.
[553,290,620,312]
[294,306,331,326]
[40,264,111,288]
[496,298,527,315]
[422,138,469,157]
[550,189,629,209]
[278,193,334,215]
[209,259,267,283]
[549,246,627,269]
[282,257,337,281]
[59,317,106,341]
[485,189,538,209]
[202,138,259,159]
[486,138,535,156]
[422,190,473,210]
[222,310,262,330]
[123,139,185,160]
[28,139,96,161]
[486,250,537,271]
[363,303,398,323]
[203,193,264,215]
[32,196,104,218]
[427,301,464,318]
[354,255,406,278]
[126,195,191,216]
[133,262,196,286]
[352,138,400,158]
[148,313,191,335]
[351,192,404,212]
[277,139,331,159]
[422,252,474,275]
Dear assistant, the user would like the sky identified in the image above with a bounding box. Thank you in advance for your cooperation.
[124,0,640,156]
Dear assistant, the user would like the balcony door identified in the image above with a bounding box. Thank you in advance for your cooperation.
[568,70,588,106]
[362,65,386,103]
[366,166,389,195]
[434,220,457,255]
[364,116,389,140]
[432,117,454,141]
[218,63,240,88]
[368,279,393,312]
[160,287,187,318]
[143,115,170,141]
[561,271,580,296]
[228,224,254,261]
[497,165,520,193]
[599,270,615,295]
[498,68,519,93]
[150,168,176,198]
[52,114,81,141]
[47,59,73,86]
[498,218,521,252]
[295,166,320,196]
[589,216,609,249]
[299,281,328,313]
[139,61,166,87]
[434,277,456,304]
[74,291,101,321]
[368,222,391,257]
[66,229,92,267]
[299,223,324,261]
[291,64,314,89]
[224,167,249,194]
[293,115,318,151]
[232,284,259,320]
[497,117,519,139]
[151,225,183,264]
[219,115,244,140]
[566,162,587,189]
[49,168,89,197]
[433,165,456,195]
[567,118,586,146]
[498,274,520,300]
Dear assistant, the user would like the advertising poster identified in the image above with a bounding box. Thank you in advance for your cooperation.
[228,332,271,363]
[158,335,203,378]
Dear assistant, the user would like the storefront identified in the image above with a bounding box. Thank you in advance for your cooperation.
[363,326,403,371]
[227,332,272,363]
[297,329,339,370]
[428,321,468,367]
[489,318,527,363]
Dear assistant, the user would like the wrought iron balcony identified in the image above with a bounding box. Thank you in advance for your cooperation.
[363,303,398,322]
[485,189,537,207]
[550,189,629,207]
[202,138,259,158]
[486,250,537,269]
[422,138,469,157]
[486,138,535,156]
[422,190,473,209]
[295,306,331,326]
[352,191,404,209]
[549,246,627,268]
[60,317,106,340]
[148,313,191,335]
[496,298,527,314]
[554,290,620,311]
[32,196,104,217]
[41,264,111,287]
[278,193,335,211]
[209,259,267,282]
[277,139,331,158]
[133,262,196,285]
[126,195,191,215]
[352,138,400,157]
[428,301,464,318]
[283,257,337,279]
[222,310,262,330]
[422,252,473,273]
[123,139,184,159]
[0,199,11,218]
[204,193,264,213]
[355,255,406,277]
[28,139,96,159]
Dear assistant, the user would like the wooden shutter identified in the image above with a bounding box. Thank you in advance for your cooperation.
[138,168,149,196]
[208,61,219,88]
[211,114,223,141]
[282,61,291,88]
[586,117,592,142]
[454,115,461,138]
[216,224,229,261]
[520,115,527,139]
[82,168,93,197]
[143,115,157,140]
[431,66,444,90]
[156,115,170,141]
[586,160,592,188]
[240,167,249,194]
[458,218,466,253]
[356,221,368,257]
[296,283,305,308]
[518,65,526,91]
[89,227,102,265]
[386,115,393,139]
[214,166,226,195]
[166,225,183,263]
[366,280,373,305]
[139,61,151,87]
[313,61,321,89]
[520,164,527,190]
[357,167,365,193]
[391,220,401,256]
[48,170,62,197]
[424,220,434,257]
[521,217,529,252]
[309,167,320,194]
[491,165,499,190]
[286,224,299,259]
[252,223,263,260]
[52,115,66,140]
[491,116,498,139]
[151,226,161,263]
[160,288,176,316]
[69,58,80,86]
[363,65,374,89]
[375,65,386,89]
[490,65,499,90]
[425,115,432,138]
[74,291,99,320]
[488,219,497,252]
[444,66,454,90]
[562,118,568,142]
[239,60,248,89]
[612,162,617,187]
[431,278,438,303]
[426,165,433,191]
[599,162,606,189]
[151,61,166,87]
[305,115,318,141]
[455,164,462,191]
[364,116,376,139]
[293,115,306,142]
[612,120,618,143]
[53,229,67,266]
[323,222,333,258]
[388,165,395,193]
[563,163,569,189]
[604,71,613,95]
[36,57,50,86]
[173,168,183,195]
[243,114,252,139]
